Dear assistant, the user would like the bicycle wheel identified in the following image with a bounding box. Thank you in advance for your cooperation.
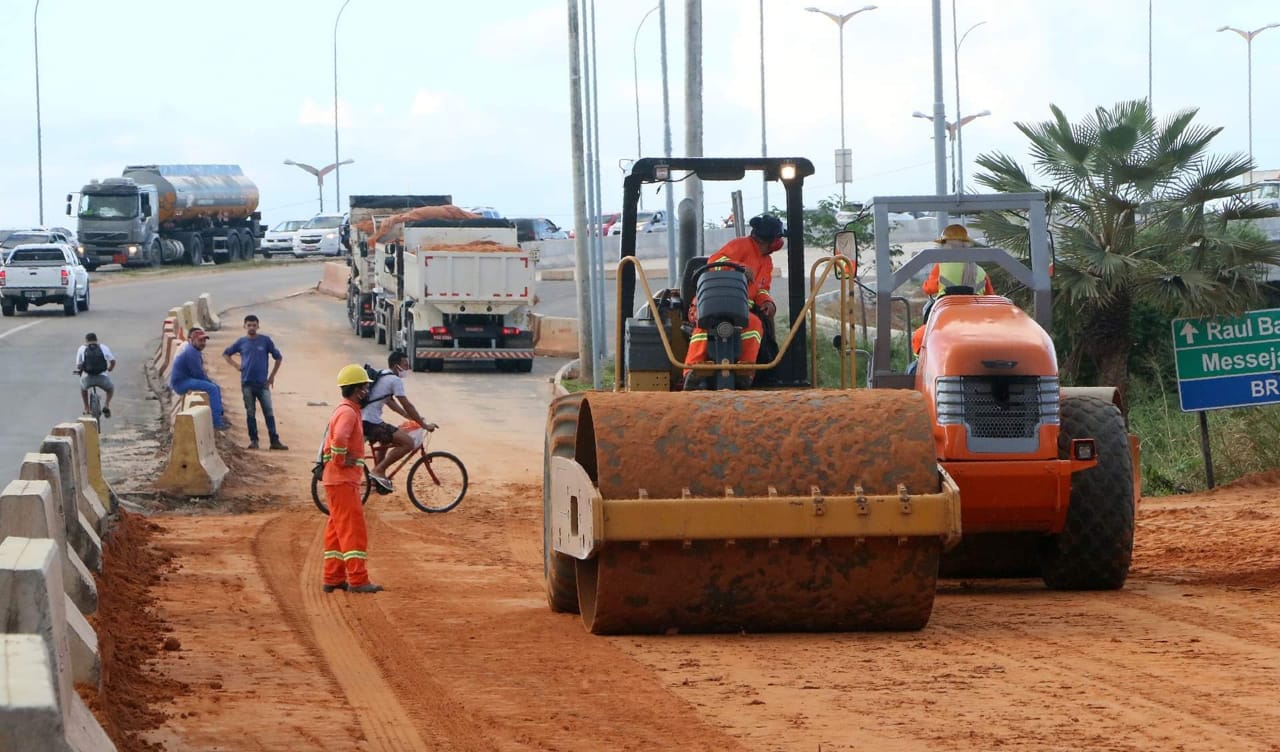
[310,466,373,514]
[406,451,467,513]
[88,390,103,429]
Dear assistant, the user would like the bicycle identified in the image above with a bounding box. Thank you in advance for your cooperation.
[311,429,467,515]
[74,370,108,432]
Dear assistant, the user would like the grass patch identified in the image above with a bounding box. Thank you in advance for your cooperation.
[561,359,616,392]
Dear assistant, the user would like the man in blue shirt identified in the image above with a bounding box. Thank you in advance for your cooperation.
[222,314,287,450]
[169,326,229,430]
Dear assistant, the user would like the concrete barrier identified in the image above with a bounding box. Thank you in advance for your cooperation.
[197,292,222,331]
[0,539,114,752]
[159,337,183,385]
[75,418,114,516]
[317,261,349,298]
[181,301,199,335]
[156,404,229,497]
[21,451,101,574]
[50,424,108,531]
[531,314,579,358]
[167,390,209,428]
[152,331,175,374]
[37,436,105,543]
[0,478,96,616]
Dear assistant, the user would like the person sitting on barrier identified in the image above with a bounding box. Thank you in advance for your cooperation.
[362,350,436,493]
[169,326,230,431]
[683,214,784,389]
[75,332,116,418]
[322,364,383,594]
[910,223,996,356]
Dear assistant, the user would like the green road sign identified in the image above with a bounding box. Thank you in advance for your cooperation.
[1172,308,1280,411]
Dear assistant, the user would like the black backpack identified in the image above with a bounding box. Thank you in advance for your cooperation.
[358,364,392,407]
[82,343,108,375]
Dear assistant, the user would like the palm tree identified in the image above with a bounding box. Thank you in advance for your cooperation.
[971,100,1280,399]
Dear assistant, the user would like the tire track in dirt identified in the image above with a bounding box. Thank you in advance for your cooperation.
[253,508,429,751]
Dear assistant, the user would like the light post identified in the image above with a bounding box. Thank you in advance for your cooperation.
[1217,22,1279,184]
[952,11,986,194]
[284,159,354,214]
[334,0,352,212]
[805,4,877,207]
[632,5,659,210]
[912,110,990,193]
[34,0,44,225]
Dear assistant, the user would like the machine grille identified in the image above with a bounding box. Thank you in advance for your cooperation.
[936,376,1059,451]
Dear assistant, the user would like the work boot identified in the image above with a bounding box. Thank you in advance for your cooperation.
[247,440,259,450]
[322,582,348,593]
[269,441,289,451]
[349,583,384,593]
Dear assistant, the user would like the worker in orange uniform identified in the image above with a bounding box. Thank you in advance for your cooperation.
[684,214,785,389]
[321,365,384,594]
[911,223,995,355]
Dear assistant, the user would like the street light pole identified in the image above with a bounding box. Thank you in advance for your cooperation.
[760,0,768,212]
[912,110,990,192]
[952,5,986,195]
[806,5,877,207]
[334,0,352,213]
[284,159,354,214]
[632,5,659,210]
[34,0,44,225]
[1218,23,1279,184]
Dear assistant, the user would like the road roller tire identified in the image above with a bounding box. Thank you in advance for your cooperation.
[1040,396,1134,590]
[566,389,944,634]
[543,394,583,613]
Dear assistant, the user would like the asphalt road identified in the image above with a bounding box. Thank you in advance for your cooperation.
[0,262,322,482]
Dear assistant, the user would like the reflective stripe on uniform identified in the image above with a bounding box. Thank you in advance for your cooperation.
[323,549,343,560]
[342,550,368,560]
[689,332,708,343]
[740,330,762,342]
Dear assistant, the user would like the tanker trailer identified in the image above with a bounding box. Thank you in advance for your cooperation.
[68,164,265,269]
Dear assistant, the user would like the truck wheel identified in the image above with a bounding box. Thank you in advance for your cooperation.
[424,358,444,373]
[1040,396,1135,590]
[148,241,161,267]
[64,295,78,317]
[347,289,358,331]
[226,232,242,262]
[77,286,90,312]
[237,229,255,260]
[1,300,13,317]
[514,358,534,373]
[188,234,204,265]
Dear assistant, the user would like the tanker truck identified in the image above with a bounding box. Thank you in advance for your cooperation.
[67,164,265,269]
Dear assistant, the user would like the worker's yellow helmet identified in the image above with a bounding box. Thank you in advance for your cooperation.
[936,224,972,244]
[336,363,372,387]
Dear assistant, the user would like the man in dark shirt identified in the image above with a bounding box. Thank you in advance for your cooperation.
[169,327,229,430]
[222,314,287,450]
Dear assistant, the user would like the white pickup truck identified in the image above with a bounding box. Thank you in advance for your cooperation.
[1,243,91,317]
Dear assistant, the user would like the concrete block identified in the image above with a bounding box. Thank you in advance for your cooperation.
[49,425,108,533]
[74,418,114,515]
[62,594,99,689]
[0,634,62,752]
[197,292,221,330]
[531,314,580,358]
[318,261,349,297]
[0,537,72,719]
[28,443,102,573]
[168,306,188,340]
[181,301,199,337]
[156,405,229,497]
[0,477,96,614]
[65,691,116,752]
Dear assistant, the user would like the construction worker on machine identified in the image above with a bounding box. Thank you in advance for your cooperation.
[911,223,995,355]
[683,214,785,389]
[320,365,384,594]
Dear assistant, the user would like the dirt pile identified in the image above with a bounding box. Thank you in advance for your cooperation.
[78,510,187,752]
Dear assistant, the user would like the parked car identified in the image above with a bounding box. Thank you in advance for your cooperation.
[513,217,569,243]
[469,206,504,219]
[608,209,667,235]
[261,219,307,258]
[2,227,82,265]
[591,212,621,236]
[292,214,347,257]
[0,243,90,316]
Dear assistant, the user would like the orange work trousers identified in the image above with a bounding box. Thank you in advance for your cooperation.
[683,311,764,381]
[322,482,371,587]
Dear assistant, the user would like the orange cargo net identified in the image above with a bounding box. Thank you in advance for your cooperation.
[355,204,482,244]
[415,241,524,254]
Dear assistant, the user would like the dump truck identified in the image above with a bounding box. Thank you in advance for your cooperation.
[68,164,264,269]
[346,194,451,338]
[355,202,536,372]
[543,157,964,634]
[864,194,1139,585]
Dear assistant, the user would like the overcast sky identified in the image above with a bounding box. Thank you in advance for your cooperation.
[1,0,1276,231]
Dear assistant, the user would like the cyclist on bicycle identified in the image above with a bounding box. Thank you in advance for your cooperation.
[362,350,436,493]
[75,332,116,418]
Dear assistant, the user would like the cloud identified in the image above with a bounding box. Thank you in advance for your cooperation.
[298,97,355,128]
[410,90,444,118]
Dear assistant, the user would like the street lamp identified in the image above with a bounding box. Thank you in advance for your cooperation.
[952,12,986,194]
[632,5,659,210]
[1217,22,1279,184]
[34,0,44,225]
[912,110,990,193]
[805,4,877,206]
[334,0,353,212]
[284,159,354,214]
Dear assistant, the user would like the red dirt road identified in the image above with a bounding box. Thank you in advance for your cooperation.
[86,292,1280,751]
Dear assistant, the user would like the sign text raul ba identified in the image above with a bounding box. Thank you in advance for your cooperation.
[1172,308,1280,411]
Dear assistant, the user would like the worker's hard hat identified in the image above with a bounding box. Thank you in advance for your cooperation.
[337,363,372,387]
[936,224,972,244]
[749,214,785,240]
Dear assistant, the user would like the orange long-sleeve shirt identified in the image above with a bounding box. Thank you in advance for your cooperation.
[322,398,366,486]
[708,236,774,310]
